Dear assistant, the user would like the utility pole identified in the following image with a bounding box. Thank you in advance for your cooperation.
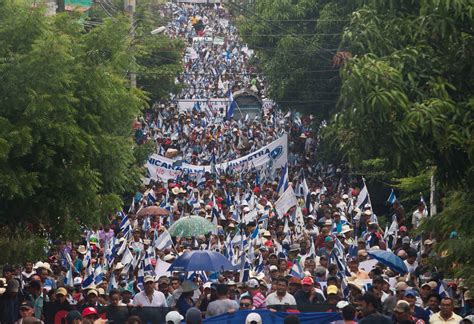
[124,0,136,87]
[430,172,437,216]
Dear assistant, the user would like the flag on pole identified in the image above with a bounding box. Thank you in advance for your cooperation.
[154,229,173,250]
[289,260,304,279]
[226,91,237,119]
[420,194,429,216]
[355,180,369,209]
[276,163,289,196]
[387,189,397,204]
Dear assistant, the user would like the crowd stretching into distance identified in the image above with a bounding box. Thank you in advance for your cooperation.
[0,2,473,324]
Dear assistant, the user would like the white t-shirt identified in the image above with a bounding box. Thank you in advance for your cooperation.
[404,260,419,274]
[412,210,426,229]
[133,290,168,307]
[265,292,296,306]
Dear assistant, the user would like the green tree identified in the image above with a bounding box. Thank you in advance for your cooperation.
[324,0,474,287]
[236,0,355,119]
[88,0,184,101]
[0,2,146,241]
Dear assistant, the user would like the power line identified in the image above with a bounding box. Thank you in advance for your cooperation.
[239,33,342,37]
[226,0,336,63]
[133,69,339,76]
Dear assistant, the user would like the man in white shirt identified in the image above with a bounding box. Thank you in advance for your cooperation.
[412,201,427,229]
[133,276,168,307]
[265,277,296,309]
[404,249,419,274]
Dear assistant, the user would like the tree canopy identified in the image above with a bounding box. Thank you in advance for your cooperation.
[237,0,355,119]
[0,2,146,238]
[239,0,474,287]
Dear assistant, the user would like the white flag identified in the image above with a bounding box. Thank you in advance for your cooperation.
[274,185,298,218]
[120,248,134,266]
[155,229,173,250]
[155,258,172,277]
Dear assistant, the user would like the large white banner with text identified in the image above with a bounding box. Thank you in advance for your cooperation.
[146,133,288,181]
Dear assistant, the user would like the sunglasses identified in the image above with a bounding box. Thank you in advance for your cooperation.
[240,303,251,307]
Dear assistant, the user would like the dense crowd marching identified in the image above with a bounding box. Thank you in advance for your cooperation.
[1,2,473,324]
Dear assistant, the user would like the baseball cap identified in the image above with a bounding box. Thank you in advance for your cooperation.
[269,265,278,272]
[327,285,338,295]
[20,301,34,309]
[336,300,349,309]
[87,288,98,296]
[248,279,259,288]
[166,311,184,324]
[144,275,155,283]
[301,277,314,286]
[245,312,262,324]
[402,237,411,244]
[404,289,418,297]
[399,226,408,232]
[56,287,68,296]
[82,307,98,317]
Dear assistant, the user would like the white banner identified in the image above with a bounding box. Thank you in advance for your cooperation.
[177,99,229,113]
[274,185,298,217]
[146,133,288,181]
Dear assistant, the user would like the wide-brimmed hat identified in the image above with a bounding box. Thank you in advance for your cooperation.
[180,280,199,293]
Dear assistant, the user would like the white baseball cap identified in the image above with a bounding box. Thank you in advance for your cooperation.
[247,279,259,288]
[245,313,262,324]
[165,311,184,324]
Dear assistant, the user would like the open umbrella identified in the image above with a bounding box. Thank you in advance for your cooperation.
[168,215,216,237]
[137,206,169,217]
[168,250,235,272]
[367,249,408,274]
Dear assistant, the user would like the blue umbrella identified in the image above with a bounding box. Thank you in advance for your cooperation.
[367,250,408,274]
[168,250,235,272]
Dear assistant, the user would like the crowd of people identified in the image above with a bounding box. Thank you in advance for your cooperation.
[164,2,267,100]
[1,2,473,324]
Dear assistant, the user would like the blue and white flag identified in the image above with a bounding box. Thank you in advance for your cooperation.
[64,268,73,287]
[82,263,94,289]
[356,181,369,209]
[142,216,151,232]
[107,273,118,294]
[387,189,397,204]
[143,250,154,273]
[154,229,173,250]
[277,164,289,196]
[94,265,104,285]
[82,242,92,270]
[120,247,134,266]
[147,192,157,205]
[289,260,304,279]
[250,226,259,240]
[225,91,238,119]
[137,267,145,292]
[437,281,451,298]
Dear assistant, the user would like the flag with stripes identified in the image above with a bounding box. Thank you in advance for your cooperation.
[277,163,289,196]
[355,181,369,209]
